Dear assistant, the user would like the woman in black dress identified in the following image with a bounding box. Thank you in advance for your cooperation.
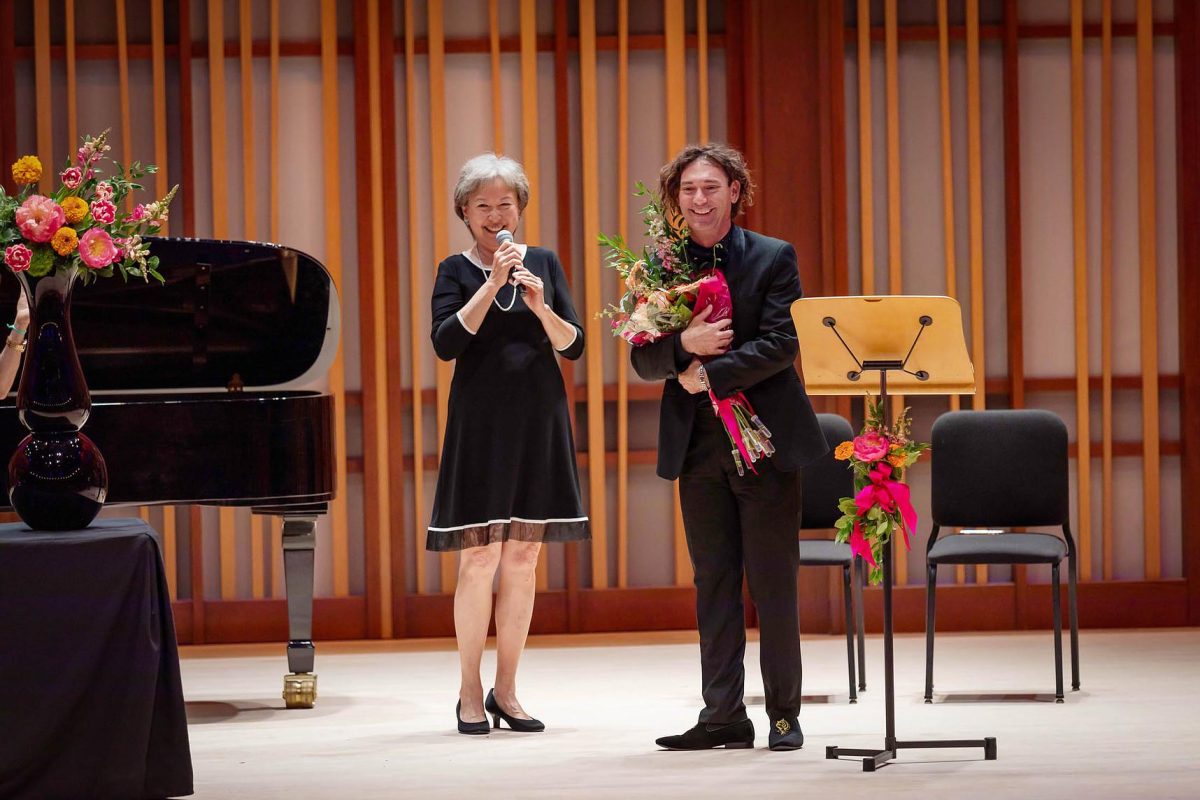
[428,153,589,735]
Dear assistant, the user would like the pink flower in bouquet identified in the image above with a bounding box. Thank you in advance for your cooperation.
[129,203,148,222]
[693,271,732,323]
[15,195,65,243]
[95,181,114,201]
[852,431,890,462]
[78,228,119,269]
[90,199,117,225]
[4,243,32,271]
[61,166,84,189]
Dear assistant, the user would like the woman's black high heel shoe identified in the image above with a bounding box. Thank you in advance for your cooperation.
[485,688,545,732]
[456,700,490,735]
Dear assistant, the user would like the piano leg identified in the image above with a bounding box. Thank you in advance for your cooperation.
[281,514,318,709]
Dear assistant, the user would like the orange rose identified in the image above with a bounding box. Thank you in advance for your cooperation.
[834,441,855,461]
[887,452,906,469]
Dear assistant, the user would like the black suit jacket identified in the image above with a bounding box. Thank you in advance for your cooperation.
[631,226,829,480]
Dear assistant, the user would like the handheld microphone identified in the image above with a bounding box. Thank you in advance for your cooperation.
[495,229,523,288]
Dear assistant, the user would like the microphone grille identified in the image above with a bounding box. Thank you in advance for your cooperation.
[495,229,514,244]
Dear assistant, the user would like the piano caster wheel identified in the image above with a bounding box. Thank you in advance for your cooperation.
[283,673,318,709]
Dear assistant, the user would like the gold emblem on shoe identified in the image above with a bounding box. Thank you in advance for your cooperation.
[775,718,791,735]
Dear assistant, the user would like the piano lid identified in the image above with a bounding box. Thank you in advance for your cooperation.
[0,237,340,393]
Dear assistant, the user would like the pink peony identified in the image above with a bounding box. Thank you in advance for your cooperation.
[61,166,84,189]
[95,181,114,201]
[90,199,117,224]
[78,228,118,269]
[4,243,32,271]
[15,195,66,243]
[852,431,890,462]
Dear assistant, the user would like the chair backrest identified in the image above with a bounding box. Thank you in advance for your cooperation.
[931,409,1069,528]
[800,414,855,529]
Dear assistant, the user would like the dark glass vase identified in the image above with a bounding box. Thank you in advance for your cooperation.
[7,266,108,530]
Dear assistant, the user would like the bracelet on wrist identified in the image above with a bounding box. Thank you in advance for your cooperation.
[698,364,710,391]
[7,323,26,337]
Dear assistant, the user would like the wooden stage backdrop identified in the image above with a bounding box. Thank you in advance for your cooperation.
[1,0,1197,643]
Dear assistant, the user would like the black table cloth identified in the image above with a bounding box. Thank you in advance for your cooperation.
[0,518,193,799]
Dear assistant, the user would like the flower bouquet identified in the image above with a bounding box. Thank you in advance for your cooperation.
[832,396,930,584]
[1,129,177,285]
[599,184,774,476]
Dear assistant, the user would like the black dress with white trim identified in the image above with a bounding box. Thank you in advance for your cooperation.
[426,246,590,551]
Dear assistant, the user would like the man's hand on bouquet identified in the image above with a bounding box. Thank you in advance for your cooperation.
[679,359,706,394]
[681,305,732,356]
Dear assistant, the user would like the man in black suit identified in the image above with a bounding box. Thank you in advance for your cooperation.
[632,144,828,752]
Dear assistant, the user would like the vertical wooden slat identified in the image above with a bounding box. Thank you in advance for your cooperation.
[207,0,236,598]
[1136,0,1161,581]
[189,506,205,642]
[489,0,503,154]
[378,0,406,633]
[162,507,177,600]
[250,514,264,599]
[0,0,16,190]
[1100,0,1114,581]
[66,0,77,151]
[1002,0,1027,608]
[428,0,456,595]
[33,0,51,193]
[580,0,608,590]
[1070,0,1093,582]
[218,506,236,599]
[239,0,255,239]
[320,0,352,597]
[552,0,581,623]
[404,0,429,595]
[269,0,280,242]
[883,0,906,585]
[697,0,709,142]
[664,0,686,153]
[116,0,132,211]
[519,0,540,242]
[938,0,960,418]
[966,0,987,585]
[266,2,283,603]
[616,0,629,589]
[856,0,874,294]
[665,0,688,587]
[178,0,196,237]
[369,0,393,635]
[150,0,168,226]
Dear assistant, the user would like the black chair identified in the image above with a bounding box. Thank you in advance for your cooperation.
[798,413,866,703]
[923,409,1080,703]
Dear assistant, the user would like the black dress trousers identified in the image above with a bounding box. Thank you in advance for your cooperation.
[678,403,803,725]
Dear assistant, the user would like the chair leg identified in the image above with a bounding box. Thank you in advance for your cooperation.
[924,563,937,703]
[1069,551,1080,691]
[842,564,857,703]
[1052,562,1064,702]
[854,557,866,692]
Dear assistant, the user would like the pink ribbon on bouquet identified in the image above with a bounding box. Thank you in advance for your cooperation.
[710,390,760,474]
[849,462,919,564]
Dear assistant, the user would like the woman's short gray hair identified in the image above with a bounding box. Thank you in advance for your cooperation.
[453,153,531,220]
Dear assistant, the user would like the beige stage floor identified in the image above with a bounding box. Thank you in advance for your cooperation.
[180,628,1200,799]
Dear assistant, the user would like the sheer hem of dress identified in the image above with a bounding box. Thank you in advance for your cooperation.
[425,519,590,552]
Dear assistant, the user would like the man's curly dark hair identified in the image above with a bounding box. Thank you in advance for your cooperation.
[658,143,756,218]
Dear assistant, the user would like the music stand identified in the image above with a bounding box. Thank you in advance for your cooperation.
[791,295,996,772]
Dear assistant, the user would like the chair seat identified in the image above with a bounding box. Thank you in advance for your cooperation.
[927,532,1067,565]
[798,539,852,566]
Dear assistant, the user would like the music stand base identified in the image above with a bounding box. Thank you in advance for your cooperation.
[826,737,997,772]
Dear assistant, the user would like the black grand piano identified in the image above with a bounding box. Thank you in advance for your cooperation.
[0,237,338,709]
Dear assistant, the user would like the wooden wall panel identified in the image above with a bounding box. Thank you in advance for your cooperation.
[1100,0,1115,580]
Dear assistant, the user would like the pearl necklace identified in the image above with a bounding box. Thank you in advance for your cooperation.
[471,245,519,312]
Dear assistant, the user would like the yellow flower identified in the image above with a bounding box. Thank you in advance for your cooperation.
[61,196,89,224]
[11,155,42,185]
[51,226,78,256]
[834,441,855,461]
